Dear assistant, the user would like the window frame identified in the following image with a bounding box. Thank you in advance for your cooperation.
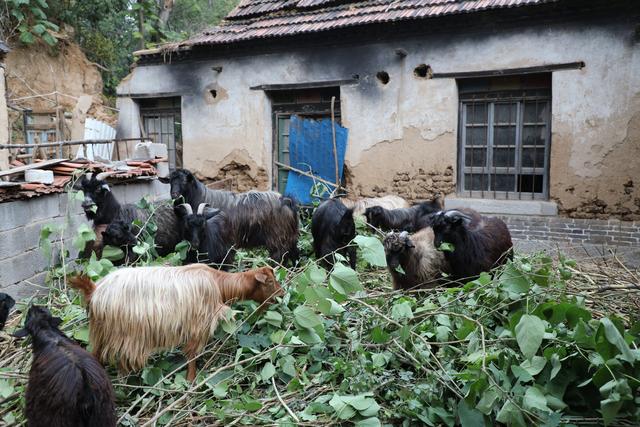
[270,88,341,192]
[457,90,551,200]
[138,97,183,170]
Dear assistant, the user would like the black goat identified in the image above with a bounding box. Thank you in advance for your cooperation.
[0,293,15,331]
[175,203,236,269]
[101,205,182,258]
[162,169,299,264]
[13,305,116,427]
[364,197,442,232]
[383,229,448,290]
[311,198,356,270]
[430,209,513,281]
[77,174,181,257]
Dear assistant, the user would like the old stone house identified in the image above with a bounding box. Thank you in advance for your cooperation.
[116,0,640,236]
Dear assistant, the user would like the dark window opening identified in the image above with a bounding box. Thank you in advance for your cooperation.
[457,73,551,200]
[270,87,341,192]
[138,97,182,170]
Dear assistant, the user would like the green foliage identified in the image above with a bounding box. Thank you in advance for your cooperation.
[6,0,59,46]
[6,197,640,426]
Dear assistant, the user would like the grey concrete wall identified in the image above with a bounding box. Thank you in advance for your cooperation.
[117,17,640,220]
[0,179,169,299]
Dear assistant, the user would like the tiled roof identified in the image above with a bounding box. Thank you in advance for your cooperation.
[0,159,162,203]
[159,0,557,51]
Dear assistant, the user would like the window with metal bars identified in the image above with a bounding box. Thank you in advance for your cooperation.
[139,97,182,170]
[457,75,551,200]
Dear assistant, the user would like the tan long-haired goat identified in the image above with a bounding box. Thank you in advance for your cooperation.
[69,264,283,381]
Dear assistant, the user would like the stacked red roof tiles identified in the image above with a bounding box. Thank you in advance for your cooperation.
[0,159,163,203]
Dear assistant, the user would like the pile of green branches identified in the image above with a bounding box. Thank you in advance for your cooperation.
[1,192,639,426]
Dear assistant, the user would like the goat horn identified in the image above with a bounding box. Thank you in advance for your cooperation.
[197,203,209,215]
[179,203,193,215]
[95,171,111,181]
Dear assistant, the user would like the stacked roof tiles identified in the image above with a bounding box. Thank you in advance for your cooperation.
[158,0,555,51]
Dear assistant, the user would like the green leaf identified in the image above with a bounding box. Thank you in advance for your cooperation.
[0,379,14,399]
[515,314,546,359]
[496,401,526,427]
[73,326,90,344]
[600,318,635,363]
[329,395,357,420]
[370,326,390,344]
[355,418,381,427]
[329,263,362,295]
[141,367,163,386]
[308,262,327,284]
[294,305,322,329]
[549,353,561,380]
[601,399,622,427]
[263,310,283,327]
[19,30,35,44]
[523,386,550,413]
[391,301,413,321]
[260,362,276,381]
[458,399,485,427]
[73,223,96,251]
[438,242,455,252]
[520,356,547,376]
[476,389,499,415]
[499,263,530,297]
[101,245,125,261]
[31,23,46,35]
[354,235,387,267]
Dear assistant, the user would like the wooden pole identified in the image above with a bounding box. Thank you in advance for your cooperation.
[274,161,338,189]
[330,96,339,189]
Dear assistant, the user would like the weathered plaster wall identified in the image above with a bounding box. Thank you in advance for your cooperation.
[118,18,639,217]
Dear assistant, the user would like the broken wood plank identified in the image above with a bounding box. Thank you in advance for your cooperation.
[0,159,67,178]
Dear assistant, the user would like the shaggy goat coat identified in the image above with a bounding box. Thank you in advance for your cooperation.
[164,169,299,263]
[14,306,116,427]
[311,198,357,270]
[0,293,15,331]
[69,264,282,380]
[342,195,409,217]
[365,198,443,232]
[383,229,448,290]
[431,209,513,281]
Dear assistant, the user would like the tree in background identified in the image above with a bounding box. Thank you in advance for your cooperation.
[3,0,239,98]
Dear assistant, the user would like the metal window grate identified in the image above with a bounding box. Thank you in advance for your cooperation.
[139,97,182,170]
[458,88,551,200]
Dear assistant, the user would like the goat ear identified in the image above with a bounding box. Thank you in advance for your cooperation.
[405,239,415,249]
[50,316,63,328]
[12,327,29,339]
[158,176,170,184]
[255,273,268,284]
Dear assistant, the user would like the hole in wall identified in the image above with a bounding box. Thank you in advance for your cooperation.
[376,71,390,85]
[414,64,432,78]
[210,89,218,98]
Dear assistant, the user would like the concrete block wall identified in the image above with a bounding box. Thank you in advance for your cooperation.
[0,179,169,299]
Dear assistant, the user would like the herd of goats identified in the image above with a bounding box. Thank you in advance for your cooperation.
[0,168,514,426]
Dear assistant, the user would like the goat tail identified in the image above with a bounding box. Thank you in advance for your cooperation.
[68,274,97,304]
[281,195,298,214]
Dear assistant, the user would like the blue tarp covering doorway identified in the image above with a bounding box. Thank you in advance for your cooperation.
[283,115,348,205]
